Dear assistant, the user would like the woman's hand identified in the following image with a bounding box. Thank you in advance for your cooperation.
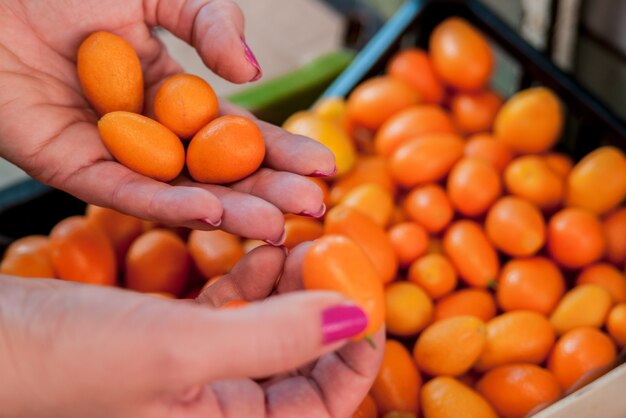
[0,0,335,242]
[0,244,384,418]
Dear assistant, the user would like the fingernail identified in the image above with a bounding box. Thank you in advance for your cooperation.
[199,217,222,227]
[298,203,326,218]
[241,36,262,82]
[309,166,337,178]
[322,304,368,345]
[264,229,286,246]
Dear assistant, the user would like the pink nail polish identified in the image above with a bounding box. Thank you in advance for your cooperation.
[264,229,286,246]
[322,305,368,345]
[200,217,222,227]
[241,37,262,82]
[309,166,337,178]
[299,203,326,219]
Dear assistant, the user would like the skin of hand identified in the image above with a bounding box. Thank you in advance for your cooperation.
[0,244,385,418]
[0,0,336,243]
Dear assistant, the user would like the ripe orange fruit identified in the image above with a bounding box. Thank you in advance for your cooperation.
[346,76,420,130]
[421,377,498,418]
[450,90,503,135]
[476,364,562,418]
[374,105,456,157]
[433,289,497,322]
[547,207,605,269]
[543,152,574,178]
[443,220,499,288]
[325,206,398,284]
[329,156,394,205]
[385,281,433,336]
[603,207,626,266]
[414,316,486,376]
[187,115,265,184]
[125,229,190,295]
[353,394,378,418]
[308,177,330,207]
[49,216,117,286]
[3,235,50,259]
[494,87,563,154]
[464,133,513,173]
[566,146,626,214]
[187,230,244,279]
[221,299,249,309]
[386,48,445,104]
[388,222,429,267]
[98,111,185,182]
[340,183,394,227]
[283,111,356,176]
[475,311,555,372]
[389,133,465,188]
[429,18,493,91]
[1,235,55,278]
[403,184,454,233]
[504,155,564,211]
[548,327,617,391]
[85,205,142,265]
[371,339,422,415]
[576,263,626,303]
[283,217,323,249]
[606,303,626,347]
[153,73,219,139]
[549,284,612,335]
[303,235,385,338]
[485,196,546,257]
[496,257,565,315]
[408,253,457,300]
[447,157,502,217]
[77,31,143,115]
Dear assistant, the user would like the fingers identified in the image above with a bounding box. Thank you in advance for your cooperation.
[256,120,336,176]
[176,180,285,241]
[162,291,367,384]
[308,328,386,418]
[145,0,260,83]
[276,242,310,294]
[196,245,285,307]
[231,169,325,216]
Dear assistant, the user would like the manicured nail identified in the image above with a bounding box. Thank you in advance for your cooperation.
[322,304,368,345]
[309,166,337,178]
[200,217,222,227]
[241,37,262,82]
[299,203,326,218]
[264,229,286,246]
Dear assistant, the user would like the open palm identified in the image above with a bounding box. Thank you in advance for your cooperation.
[0,0,334,242]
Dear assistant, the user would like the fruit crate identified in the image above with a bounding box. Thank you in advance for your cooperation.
[320,0,626,416]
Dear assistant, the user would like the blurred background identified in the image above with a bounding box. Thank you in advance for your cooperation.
[0,0,624,189]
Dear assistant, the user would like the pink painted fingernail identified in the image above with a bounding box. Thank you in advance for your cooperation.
[322,305,368,345]
[309,166,337,178]
[200,217,222,227]
[299,203,326,219]
[241,37,262,82]
[264,229,286,246]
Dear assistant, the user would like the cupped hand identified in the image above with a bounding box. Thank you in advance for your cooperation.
[0,244,384,418]
[0,0,334,242]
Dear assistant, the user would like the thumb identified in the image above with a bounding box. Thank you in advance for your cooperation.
[163,291,369,385]
[147,0,261,83]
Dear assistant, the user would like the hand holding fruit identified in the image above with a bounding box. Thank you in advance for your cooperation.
[0,0,335,242]
[0,244,384,418]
